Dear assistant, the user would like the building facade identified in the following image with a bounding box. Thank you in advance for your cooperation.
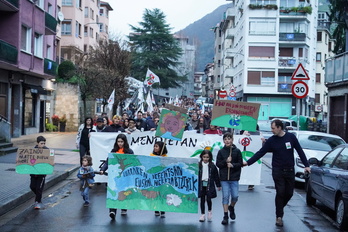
[213,0,318,122]
[0,0,58,138]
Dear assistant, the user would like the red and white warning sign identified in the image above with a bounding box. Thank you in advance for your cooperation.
[291,63,310,80]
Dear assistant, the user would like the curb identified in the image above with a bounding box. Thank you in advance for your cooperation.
[0,165,79,217]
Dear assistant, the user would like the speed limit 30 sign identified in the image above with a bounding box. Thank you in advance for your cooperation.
[291,81,308,99]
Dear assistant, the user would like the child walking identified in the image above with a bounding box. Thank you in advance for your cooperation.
[30,136,48,210]
[150,141,168,218]
[216,132,243,225]
[77,155,95,207]
[198,149,221,222]
[100,133,134,220]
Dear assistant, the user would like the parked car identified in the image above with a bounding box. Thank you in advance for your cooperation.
[289,131,346,182]
[306,144,348,230]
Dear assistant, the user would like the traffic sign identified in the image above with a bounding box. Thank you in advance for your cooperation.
[291,81,308,99]
[229,91,236,97]
[218,90,227,98]
[291,63,310,80]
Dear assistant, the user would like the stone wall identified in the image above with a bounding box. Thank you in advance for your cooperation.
[53,83,79,132]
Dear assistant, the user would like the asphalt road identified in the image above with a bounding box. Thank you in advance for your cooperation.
[0,157,342,232]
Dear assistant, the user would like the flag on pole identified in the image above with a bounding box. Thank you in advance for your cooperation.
[144,69,160,86]
[107,89,115,111]
[146,92,154,112]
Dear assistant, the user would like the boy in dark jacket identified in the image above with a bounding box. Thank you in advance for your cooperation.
[216,132,243,225]
[30,136,48,210]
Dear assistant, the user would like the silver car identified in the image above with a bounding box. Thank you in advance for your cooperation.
[289,131,346,182]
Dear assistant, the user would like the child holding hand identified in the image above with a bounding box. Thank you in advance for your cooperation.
[198,149,221,222]
[77,155,95,207]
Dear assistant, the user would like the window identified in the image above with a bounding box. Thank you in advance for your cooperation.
[105,25,108,34]
[315,94,320,104]
[21,25,31,53]
[249,46,275,59]
[316,52,321,61]
[90,28,94,37]
[24,89,36,128]
[46,45,52,60]
[100,8,104,16]
[84,26,88,36]
[280,0,296,8]
[317,32,322,42]
[248,71,275,86]
[34,33,43,57]
[76,0,82,8]
[279,47,293,57]
[298,48,303,57]
[322,147,343,168]
[99,23,103,32]
[62,0,73,6]
[35,0,44,8]
[329,42,332,52]
[249,19,276,35]
[75,21,81,38]
[84,7,89,18]
[62,20,72,35]
[48,3,53,14]
[333,148,348,170]
[90,9,94,20]
[96,32,99,41]
[84,44,87,53]
[316,73,321,83]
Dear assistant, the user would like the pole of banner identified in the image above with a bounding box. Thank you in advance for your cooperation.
[227,146,232,180]
[160,138,167,156]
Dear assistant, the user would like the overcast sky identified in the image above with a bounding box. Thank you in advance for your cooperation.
[107,0,230,37]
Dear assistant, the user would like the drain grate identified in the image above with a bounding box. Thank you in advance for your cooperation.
[5,168,15,171]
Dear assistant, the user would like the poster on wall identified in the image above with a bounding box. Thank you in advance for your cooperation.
[106,153,198,213]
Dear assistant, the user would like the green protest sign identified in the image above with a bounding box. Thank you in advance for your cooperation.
[106,153,198,213]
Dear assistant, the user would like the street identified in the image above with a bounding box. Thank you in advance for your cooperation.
[0,150,343,232]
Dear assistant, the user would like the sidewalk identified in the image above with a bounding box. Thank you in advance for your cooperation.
[0,132,80,217]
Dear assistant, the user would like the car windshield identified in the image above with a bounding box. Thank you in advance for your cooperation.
[298,134,346,151]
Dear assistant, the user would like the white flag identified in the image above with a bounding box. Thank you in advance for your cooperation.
[146,93,154,112]
[144,69,160,86]
[107,89,115,111]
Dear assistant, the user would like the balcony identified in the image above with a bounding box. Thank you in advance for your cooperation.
[278,83,292,93]
[225,7,237,20]
[225,48,234,59]
[279,33,306,42]
[226,28,234,39]
[0,0,19,11]
[45,12,57,35]
[0,39,18,64]
[278,57,308,68]
[224,68,234,78]
[44,58,58,76]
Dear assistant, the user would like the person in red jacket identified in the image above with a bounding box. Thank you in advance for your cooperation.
[203,124,222,135]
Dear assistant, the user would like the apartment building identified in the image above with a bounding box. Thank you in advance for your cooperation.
[60,0,112,61]
[315,2,335,122]
[0,0,58,138]
[214,0,318,121]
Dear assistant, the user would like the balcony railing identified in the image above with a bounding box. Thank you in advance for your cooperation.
[0,39,18,64]
[224,68,234,78]
[226,28,234,39]
[0,0,19,10]
[225,7,237,20]
[278,83,292,92]
[278,57,308,68]
[44,58,58,76]
[279,33,306,42]
[45,12,57,34]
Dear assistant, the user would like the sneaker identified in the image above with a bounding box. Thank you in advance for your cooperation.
[160,212,165,218]
[155,211,160,216]
[207,211,212,221]
[228,205,236,220]
[34,202,40,210]
[88,184,94,188]
[109,211,116,220]
[275,217,283,227]
[199,214,205,222]
[121,209,127,215]
[221,216,229,225]
[83,202,89,207]
[248,185,254,190]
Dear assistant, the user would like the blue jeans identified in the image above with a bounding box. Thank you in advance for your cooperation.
[221,181,239,205]
[81,186,90,203]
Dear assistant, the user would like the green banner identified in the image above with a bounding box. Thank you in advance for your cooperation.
[106,153,198,213]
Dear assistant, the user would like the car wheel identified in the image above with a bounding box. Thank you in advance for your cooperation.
[306,182,316,206]
[336,196,348,230]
